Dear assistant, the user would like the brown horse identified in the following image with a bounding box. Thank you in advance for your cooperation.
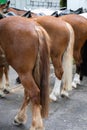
[59,14,87,64]
[58,14,87,92]
[72,13,87,88]
[50,14,87,101]
[0,16,50,130]
[34,16,74,100]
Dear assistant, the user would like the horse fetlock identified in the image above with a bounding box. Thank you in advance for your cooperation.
[55,69,63,80]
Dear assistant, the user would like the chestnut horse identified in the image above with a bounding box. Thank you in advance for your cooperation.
[33,16,74,101]
[0,16,50,130]
[72,13,87,88]
[50,14,87,101]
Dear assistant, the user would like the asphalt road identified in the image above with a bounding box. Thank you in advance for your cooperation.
[0,66,87,130]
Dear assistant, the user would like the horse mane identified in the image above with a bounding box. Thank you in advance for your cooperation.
[33,25,50,118]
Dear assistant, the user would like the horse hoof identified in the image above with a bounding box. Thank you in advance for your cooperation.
[16,77,21,84]
[0,91,6,98]
[72,82,77,89]
[3,89,10,94]
[61,90,69,98]
[30,126,45,130]
[49,93,57,101]
[13,116,24,126]
[13,119,23,126]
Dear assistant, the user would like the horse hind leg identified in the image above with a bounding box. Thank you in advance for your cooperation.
[0,67,6,97]
[49,53,64,101]
[49,76,61,101]
[14,89,30,125]
[3,66,10,94]
[61,22,74,98]
[50,22,74,101]
[14,73,44,130]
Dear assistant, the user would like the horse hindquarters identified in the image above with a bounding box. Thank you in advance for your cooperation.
[14,25,50,130]
[0,16,50,130]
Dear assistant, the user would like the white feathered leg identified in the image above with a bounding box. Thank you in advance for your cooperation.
[49,77,61,101]
[50,22,74,100]
[61,22,74,97]
[72,73,80,88]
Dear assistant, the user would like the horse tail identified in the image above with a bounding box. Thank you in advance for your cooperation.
[62,22,74,91]
[34,25,50,118]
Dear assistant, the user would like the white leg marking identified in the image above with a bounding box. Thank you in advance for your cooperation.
[50,77,61,101]
[72,73,80,88]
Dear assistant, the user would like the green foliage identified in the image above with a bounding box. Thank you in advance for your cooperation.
[0,0,7,5]
[60,0,67,7]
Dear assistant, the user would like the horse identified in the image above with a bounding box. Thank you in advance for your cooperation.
[72,40,87,88]
[72,13,87,88]
[0,16,50,130]
[0,1,43,93]
[32,16,74,101]
[50,14,87,101]
[0,1,36,90]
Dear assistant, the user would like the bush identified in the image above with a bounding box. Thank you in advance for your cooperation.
[60,0,67,7]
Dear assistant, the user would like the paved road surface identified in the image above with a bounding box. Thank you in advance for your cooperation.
[0,67,87,130]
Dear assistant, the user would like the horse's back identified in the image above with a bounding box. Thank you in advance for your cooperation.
[59,14,87,63]
[59,14,87,37]
[35,16,70,48]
